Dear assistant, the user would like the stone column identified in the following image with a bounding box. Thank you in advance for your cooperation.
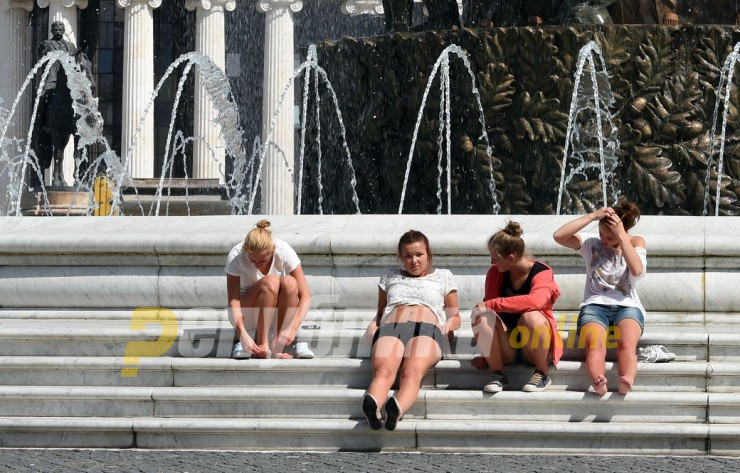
[256,0,302,215]
[37,0,87,184]
[116,0,160,179]
[0,0,33,138]
[0,0,33,214]
[185,0,235,183]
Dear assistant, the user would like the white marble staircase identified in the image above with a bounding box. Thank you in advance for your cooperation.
[0,215,738,454]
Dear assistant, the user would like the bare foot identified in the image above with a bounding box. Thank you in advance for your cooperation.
[470,355,489,370]
[592,374,608,396]
[253,345,271,359]
[618,376,633,395]
[274,352,293,360]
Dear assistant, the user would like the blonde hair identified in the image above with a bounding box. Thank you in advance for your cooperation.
[243,220,275,253]
[487,221,525,258]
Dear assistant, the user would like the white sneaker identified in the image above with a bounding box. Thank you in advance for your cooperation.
[294,341,314,359]
[231,342,250,359]
[638,345,676,363]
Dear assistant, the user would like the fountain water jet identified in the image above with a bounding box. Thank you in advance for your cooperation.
[249,44,361,215]
[397,44,500,215]
[704,41,740,217]
[556,40,619,215]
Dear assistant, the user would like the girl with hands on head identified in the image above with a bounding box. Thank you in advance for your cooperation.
[362,230,460,431]
[553,200,646,395]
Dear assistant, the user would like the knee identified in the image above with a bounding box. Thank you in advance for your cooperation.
[400,364,424,382]
[373,364,397,381]
[616,336,637,352]
[259,275,280,297]
[279,275,298,295]
[519,311,546,329]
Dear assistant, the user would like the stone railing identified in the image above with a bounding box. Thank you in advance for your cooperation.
[0,215,737,320]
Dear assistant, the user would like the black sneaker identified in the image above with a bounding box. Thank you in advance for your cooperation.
[522,369,552,392]
[483,371,509,393]
[384,396,402,431]
[362,393,382,430]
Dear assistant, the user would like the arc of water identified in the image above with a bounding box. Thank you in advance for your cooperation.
[296,49,314,215]
[435,56,447,214]
[110,52,245,217]
[705,42,740,216]
[398,44,499,215]
[314,66,324,215]
[556,41,611,215]
[5,53,61,215]
[152,60,196,216]
[247,54,360,215]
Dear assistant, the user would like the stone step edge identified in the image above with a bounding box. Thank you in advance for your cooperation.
[0,326,735,345]
[0,357,723,374]
[0,309,734,322]
[0,386,733,405]
[0,417,730,437]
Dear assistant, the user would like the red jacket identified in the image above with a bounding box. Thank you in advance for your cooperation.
[484,262,563,364]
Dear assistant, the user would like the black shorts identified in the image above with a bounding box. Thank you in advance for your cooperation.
[372,321,448,353]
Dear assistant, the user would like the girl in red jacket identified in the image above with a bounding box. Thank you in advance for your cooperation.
[471,221,562,392]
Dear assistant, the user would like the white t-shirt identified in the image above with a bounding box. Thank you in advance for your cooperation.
[378,267,458,326]
[577,232,647,315]
[224,238,301,290]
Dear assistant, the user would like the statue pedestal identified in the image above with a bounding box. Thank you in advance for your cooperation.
[20,188,93,216]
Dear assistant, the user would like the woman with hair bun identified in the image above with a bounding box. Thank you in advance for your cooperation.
[225,220,313,359]
[362,230,461,431]
[471,221,562,393]
[553,201,646,395]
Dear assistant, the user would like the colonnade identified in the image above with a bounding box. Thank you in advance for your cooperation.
[0,0,386,213]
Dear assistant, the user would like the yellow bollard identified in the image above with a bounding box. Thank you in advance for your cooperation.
[93,176,114,216]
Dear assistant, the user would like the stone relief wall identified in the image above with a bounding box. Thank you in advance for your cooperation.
[309,25,740,215]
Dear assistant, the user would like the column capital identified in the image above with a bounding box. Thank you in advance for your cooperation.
[0,0,33,11]
[116,0,161,10]
[37,0,87,9]
[340,0,382,16]
[256,0,302,14]
[185,0,235,13]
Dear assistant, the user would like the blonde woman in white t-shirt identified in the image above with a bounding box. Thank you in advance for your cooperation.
[361,230,461,431]
[554,200,646,395]
[225,220,312,359]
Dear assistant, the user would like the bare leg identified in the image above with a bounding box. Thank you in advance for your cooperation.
[240,275,280,358]
[581,322,608,395]
[368,336,405,409]
[394,336,442,414]
[519,311,551,375]
[616,319,642,394]
[273,275,299,358]
[473,313,515,373]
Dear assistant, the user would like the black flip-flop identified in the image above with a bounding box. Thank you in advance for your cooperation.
[384,396,402,431]
[362,393,382,430]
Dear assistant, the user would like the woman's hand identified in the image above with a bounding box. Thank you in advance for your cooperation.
[364,321,379,346]
[590,207,613,221]
[272,326,297,351]
[471,302,489,327]
[604,210,627,237]
[239,331,267,358]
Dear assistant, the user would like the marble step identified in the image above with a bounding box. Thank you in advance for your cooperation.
[0,309,736,327]
[0,386,736,424]
[0,417,737,454]
[0,357,737,392]
[0,319,733,361]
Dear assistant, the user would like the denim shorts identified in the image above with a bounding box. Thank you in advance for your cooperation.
[577,304,645,335]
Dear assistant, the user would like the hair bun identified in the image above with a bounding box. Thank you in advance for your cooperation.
[503,221,523,238]
[256,219,271,229]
